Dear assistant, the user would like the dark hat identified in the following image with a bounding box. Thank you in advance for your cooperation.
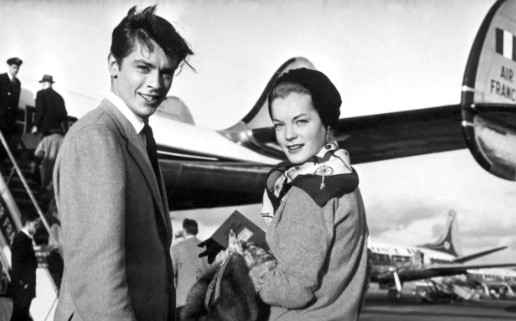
[6,57,22,66]
[39,74,55,83]
[269,68,341,128]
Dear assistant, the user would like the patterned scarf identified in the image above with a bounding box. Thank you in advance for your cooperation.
[261,141,359,225]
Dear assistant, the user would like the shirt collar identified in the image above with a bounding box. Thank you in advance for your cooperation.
[21,228,33,239]
[106,91,145,134]
[7,72,14,81]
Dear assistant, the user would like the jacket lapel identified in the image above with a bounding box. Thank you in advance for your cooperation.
[99,100,168,229]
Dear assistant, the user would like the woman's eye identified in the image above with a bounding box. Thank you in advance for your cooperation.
[296,119,308,125]
[273,123,284,130]
[138,65,149,72]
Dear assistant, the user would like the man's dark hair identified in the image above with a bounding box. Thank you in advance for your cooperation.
[111,5,193,71]
[183,218,198,236]
[21,213,39,226]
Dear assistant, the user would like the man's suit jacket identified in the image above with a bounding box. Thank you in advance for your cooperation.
[53,99,174,321]
[35,87,67,135]
[0,72,21,131]
[10,231,37,304]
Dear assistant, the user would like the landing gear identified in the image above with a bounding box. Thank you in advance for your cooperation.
[388,289,402,300]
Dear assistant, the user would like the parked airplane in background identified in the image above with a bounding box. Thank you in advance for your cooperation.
[368,210,516,299]
[151,0,516,210]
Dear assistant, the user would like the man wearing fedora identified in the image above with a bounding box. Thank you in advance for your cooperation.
[33,74,67,137]
[0,57,23,161]
[33,75,67,192]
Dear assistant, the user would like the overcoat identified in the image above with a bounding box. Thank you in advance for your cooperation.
[35,87,67,135]
[10,231,37,304]
[53,99,174,321]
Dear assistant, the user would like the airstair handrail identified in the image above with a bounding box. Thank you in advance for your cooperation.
[0,130,58,245]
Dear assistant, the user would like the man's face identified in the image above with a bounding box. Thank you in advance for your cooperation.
[9,64,19,77]
[109,40,176,120]
[27,220,39,236]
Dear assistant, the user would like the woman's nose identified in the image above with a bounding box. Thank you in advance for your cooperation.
[285,125,297,141]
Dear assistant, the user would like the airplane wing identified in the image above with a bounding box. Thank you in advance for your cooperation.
[452,246,507,264]
[245,104,466,164]
[374,262,516,284]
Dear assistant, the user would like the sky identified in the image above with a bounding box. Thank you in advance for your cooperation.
[1,0,515,266]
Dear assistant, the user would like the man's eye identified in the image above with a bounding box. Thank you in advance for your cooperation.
[138,65,149,72]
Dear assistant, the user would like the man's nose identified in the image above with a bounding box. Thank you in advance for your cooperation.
[147,70,162,89]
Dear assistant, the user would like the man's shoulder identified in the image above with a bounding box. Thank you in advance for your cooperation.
[65,104,118,139]
[173,237,201,250]
[0,73,8,83]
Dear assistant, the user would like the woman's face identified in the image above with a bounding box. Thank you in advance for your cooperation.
[271,92,327,164]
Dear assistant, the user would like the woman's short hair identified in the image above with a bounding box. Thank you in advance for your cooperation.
[111,5,193,72]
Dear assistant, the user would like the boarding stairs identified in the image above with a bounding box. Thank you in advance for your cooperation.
[0,129,61,321]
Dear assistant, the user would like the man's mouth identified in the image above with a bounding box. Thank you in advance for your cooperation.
[139,93,160,102]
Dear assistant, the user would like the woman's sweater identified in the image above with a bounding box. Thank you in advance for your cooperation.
[259,185,369,321]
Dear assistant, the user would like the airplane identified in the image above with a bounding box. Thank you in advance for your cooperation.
[0,1,514,212]
[368,210,516,300]
[145,0,516,210]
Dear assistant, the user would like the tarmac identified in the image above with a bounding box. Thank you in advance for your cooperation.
[361,289,516,321]
[2,281,516,321]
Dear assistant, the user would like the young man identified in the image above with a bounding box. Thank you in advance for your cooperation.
[0,57,22,161]
[33,74,67,137]
[10,214,39,321]
[53,6,193,321]
[171,219,210,319]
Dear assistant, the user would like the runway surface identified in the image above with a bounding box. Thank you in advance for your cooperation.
[360,291,516,321]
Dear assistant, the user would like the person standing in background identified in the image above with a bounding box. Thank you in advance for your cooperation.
[0,57,23,161]
[53,5,193,321]
[32,74,67,137]
[10,213,39,321]
[171,219,210,319]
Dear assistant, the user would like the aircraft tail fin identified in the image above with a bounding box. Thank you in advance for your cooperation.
[225,57,316,132]
[419,210,463,257]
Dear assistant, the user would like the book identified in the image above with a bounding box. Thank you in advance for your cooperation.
[208,210,268,251]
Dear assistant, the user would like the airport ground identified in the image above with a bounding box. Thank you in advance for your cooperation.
[2,281,516,321]
[361,284,516,321]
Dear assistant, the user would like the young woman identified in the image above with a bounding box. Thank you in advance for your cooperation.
[253,68,370,321]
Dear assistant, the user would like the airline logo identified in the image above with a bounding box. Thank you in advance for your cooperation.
[496,28,516,61]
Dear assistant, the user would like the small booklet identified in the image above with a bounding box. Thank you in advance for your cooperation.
[208,210,268,251]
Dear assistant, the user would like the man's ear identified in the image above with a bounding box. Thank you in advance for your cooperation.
[108,53,119,79]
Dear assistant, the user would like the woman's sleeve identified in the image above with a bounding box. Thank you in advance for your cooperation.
[258,187,333,309]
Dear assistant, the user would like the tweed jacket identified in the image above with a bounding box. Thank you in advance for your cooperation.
[53,99,174,321]
[259,186,369,321]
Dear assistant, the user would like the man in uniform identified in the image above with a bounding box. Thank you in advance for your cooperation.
[0,57,22,161]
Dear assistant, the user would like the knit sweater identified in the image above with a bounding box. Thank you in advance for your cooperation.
[259,185,369,321]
